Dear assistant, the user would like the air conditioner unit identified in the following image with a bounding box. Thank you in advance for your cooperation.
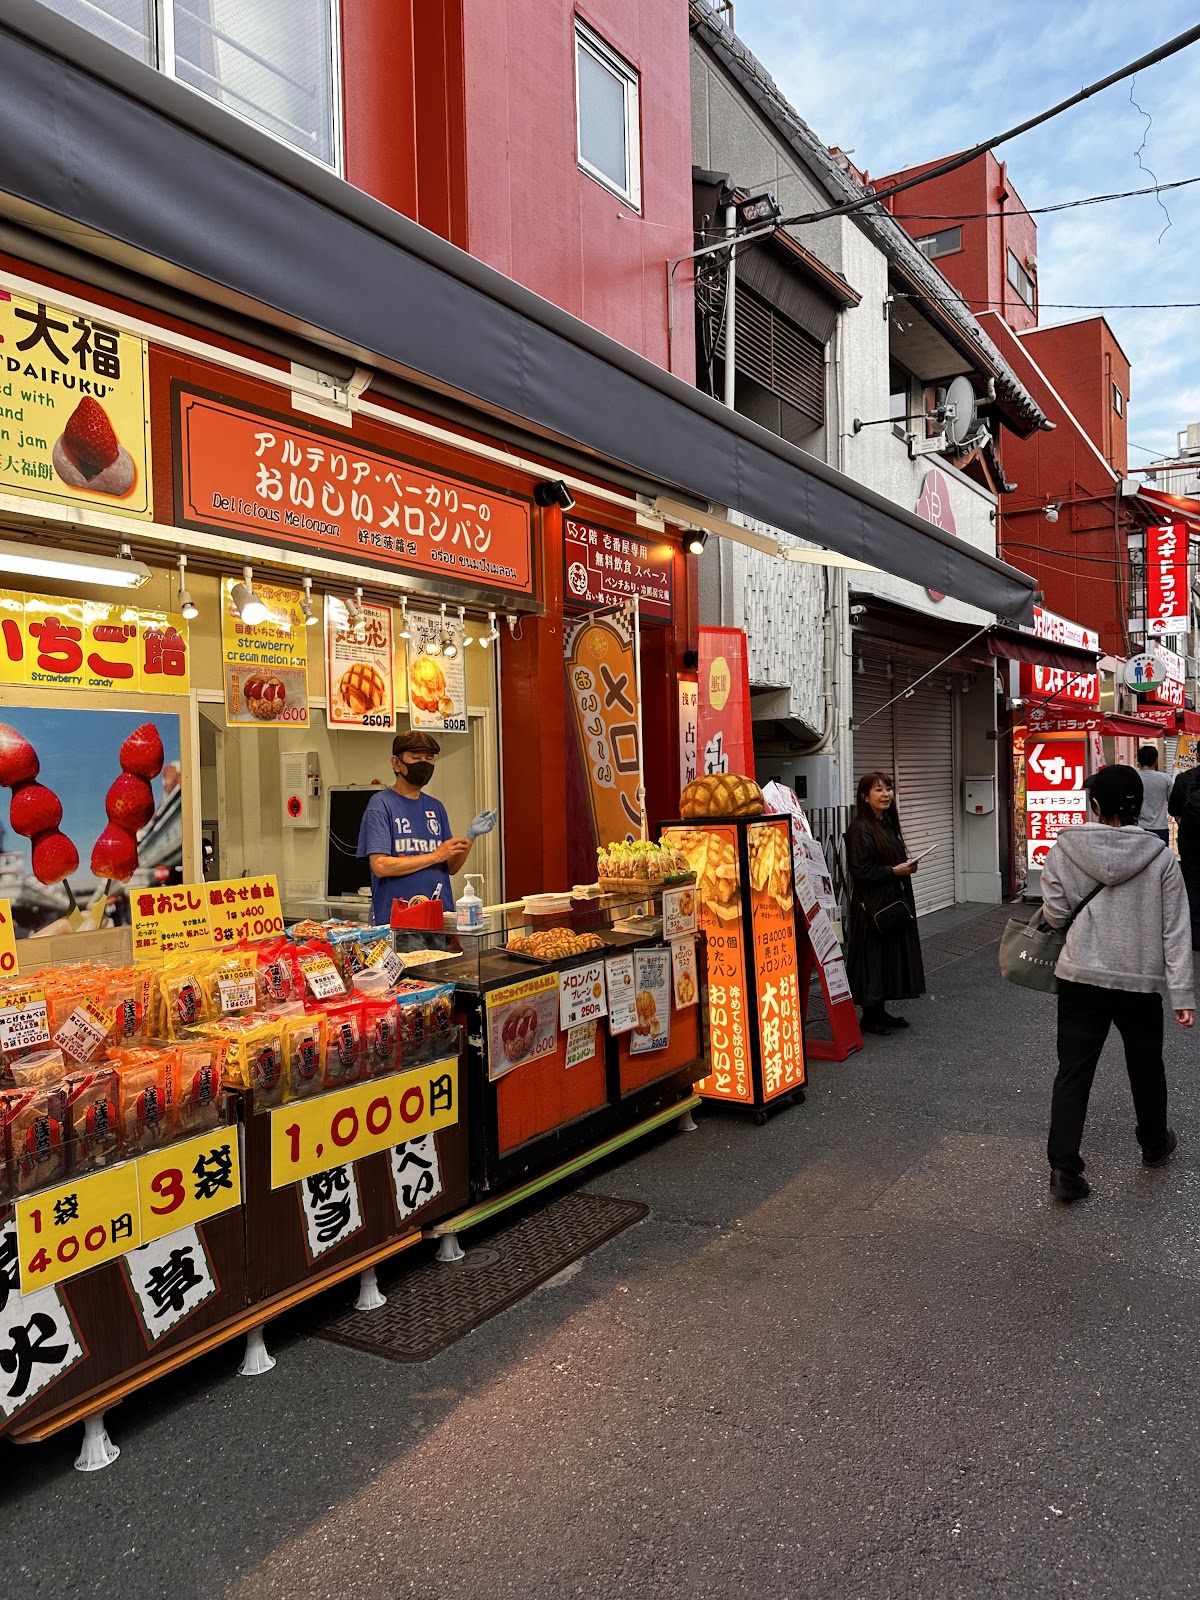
[1025,254,1038,273]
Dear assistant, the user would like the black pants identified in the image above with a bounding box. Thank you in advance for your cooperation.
[1048,981,1169,1175]
[1180,846,1200,949]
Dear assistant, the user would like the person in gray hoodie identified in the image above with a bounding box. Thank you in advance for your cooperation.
[1040,763,1195,1203]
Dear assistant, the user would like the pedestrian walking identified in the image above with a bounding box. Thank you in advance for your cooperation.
[1137,744,1172,843]
[1168,757,1200,948]
[1041,764,1194,1203]
[844,771,926,1034]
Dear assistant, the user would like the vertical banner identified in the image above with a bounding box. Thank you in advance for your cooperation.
[564,610,643,846]
[221,577,309,729]
[405,612,467,733]
[697,627,753,778]
[747,818,805,1098]
[1025,735,1088,870]
[678,679,698,792]
[1146,523,1189,636]
[325,596,395,730]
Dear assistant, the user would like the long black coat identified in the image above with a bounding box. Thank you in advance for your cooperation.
[844,816,926,1007]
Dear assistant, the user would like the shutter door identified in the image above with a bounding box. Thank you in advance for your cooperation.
[894,674,956,915]
[852,649,957,918]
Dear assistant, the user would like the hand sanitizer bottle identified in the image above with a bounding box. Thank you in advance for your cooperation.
[456,875,485,931]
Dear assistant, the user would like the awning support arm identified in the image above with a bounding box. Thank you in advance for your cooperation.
[851,624,991,732]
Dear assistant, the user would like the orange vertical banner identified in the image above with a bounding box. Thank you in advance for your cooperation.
[564,610,642,845]
[698,626,753,778]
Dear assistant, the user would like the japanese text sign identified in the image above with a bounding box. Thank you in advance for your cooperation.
[558,959,607,1029]
[0,283,152,518]
[1145,642,1186,709]
[1146,523,1189,636]
[14,1127,241,1292]
[564,517,672,620]
[629,946,671,1054]
[270,1059,458,1187]
[176,387,533,596]
[605,953,637,1034]
[0,988,49,1054]
[204,876,284,946]
[130,875,281,963]
[748,819,805,1099]
[325,595,395,731]
[0,899,16,979]
[406,610,467,732]
[1026,735,1088,869]
[0,590,189,694]
[484,973,558,1080]
[698,628,753,779]
[564,610,643,845]
[679,679,698,791]
[220,576,309,731]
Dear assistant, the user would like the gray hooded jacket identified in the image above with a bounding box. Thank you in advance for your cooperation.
[1040,823,1194,1009]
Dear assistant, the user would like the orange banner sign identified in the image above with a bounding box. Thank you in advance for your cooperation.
[564,610,643,845]
[747,818,805,1099]
[175,386,533,596]
[0,590,189,694]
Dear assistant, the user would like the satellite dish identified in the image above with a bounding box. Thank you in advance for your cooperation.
[943,376,978,448]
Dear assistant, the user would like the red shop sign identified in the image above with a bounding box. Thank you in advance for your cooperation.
[1146,522,1188,636]
[563,516,672,620]
[174,386,533,596]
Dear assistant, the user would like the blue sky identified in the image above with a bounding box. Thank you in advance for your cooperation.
[730,2,1200,462]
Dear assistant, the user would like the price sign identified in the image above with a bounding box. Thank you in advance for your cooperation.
[299,955,345,1001]
[662,883,698,940]
[0,897,16,977]
[0,987,50,1053]
[558,959,607,1029]
[138,1126,242,1244]
[269,1058,459,1188]
[52,998,113,1065]
[605,954,637,1034]
[564,1022,596,1069]
[217,972,257,1013]
[16,1161,140,1291]
[129,884,211,964]
[671,937,699,1008]
[205,875,283,945]
[366,940,405,986]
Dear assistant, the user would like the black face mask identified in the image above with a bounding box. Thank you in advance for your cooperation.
[400,759,435,788]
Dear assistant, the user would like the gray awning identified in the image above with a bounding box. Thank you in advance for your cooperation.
[0,6,1036,624]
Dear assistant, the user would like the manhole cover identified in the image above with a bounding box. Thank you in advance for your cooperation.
[316,1190,648,1363]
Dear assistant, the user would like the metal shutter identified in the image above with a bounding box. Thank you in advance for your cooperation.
[717,286,825,424]
[852,649,956,917]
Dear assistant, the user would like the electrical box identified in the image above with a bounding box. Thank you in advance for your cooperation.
[281,750,320,829]
[963,776,995,816]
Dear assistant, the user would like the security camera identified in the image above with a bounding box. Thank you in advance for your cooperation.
[849,604,866,618]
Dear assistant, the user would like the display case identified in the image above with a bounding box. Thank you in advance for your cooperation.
[390,886,706,1193]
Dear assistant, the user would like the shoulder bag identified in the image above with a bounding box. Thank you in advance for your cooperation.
[998,881,1104,995]
[873,895,914,939]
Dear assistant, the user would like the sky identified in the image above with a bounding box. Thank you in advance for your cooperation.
[729,1,1200,464]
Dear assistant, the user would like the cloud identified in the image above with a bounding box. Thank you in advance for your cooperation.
[730,0,1200,455]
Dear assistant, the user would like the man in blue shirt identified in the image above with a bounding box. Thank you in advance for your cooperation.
[357,731,473,923]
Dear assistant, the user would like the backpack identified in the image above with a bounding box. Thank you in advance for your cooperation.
[1184,775,1200,826]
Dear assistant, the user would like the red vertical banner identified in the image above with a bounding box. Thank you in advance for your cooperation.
[1025,734,1088,871]
[1146,523,1188,636]
[697,627,753,778]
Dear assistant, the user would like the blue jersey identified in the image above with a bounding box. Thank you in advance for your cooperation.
[357,788,454,923]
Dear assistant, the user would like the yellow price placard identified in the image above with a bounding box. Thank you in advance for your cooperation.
[269,1059,459,1189]
[138,1125,242,1244]
[16,1160,140,1292]
[0,898,17,979]
[205,875,284,947]
[130,883,212,965]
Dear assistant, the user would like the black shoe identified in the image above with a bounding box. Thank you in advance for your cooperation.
[860,1017,892,1036]
[1049,1169,1090,1202]
[880,1011,910,1029]
[1143,1129,1178,1168]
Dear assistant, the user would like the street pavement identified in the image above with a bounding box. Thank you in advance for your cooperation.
[6,905,1200,1599]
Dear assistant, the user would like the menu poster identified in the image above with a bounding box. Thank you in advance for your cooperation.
[565,1022,596,1069]
[670,937,698,1008]
[662,882,697,940]
[406,611,467,733]
[748,818,805,1099]
[325,596,395,731]
[630,947,671,1055]
[484,973,558,1081]
[558,959,608,1030]
[221,577,309,731]
[605,953,638,1034]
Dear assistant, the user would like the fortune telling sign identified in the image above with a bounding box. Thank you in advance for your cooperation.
[563,610,643,844]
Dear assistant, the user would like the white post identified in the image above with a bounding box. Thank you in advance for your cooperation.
[239,1325,276,1377]
[75,1412,120,1472]
[355,1266,387,1311]
[722,203,737,409]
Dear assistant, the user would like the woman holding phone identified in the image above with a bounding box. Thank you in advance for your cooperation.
[844,771,927,1034]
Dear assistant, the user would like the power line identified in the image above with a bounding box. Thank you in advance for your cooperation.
[777,21,1200,229]
[895,292,1200,311]
[888,173,1200,224]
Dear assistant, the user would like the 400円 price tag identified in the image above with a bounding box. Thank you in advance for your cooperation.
[14,1125,243,1293]
[269,1058,458,1189]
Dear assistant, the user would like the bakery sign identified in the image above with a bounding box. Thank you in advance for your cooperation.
[325,595,395,731]
[220,577,309,730]
[175,385,533,597]
[563,517,672,620]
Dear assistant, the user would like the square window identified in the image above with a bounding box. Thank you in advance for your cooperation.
[914,226,962,261]
[1006,249,1036,309]
[575,19,641,209]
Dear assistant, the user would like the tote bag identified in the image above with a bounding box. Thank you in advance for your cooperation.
[998,882,1104,995]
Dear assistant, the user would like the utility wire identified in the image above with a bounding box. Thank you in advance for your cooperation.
[894,291,1200,311]
[887,173,1200,223]
[776,21,1200,229]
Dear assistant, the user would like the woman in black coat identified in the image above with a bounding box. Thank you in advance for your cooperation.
[844,771,926,1034]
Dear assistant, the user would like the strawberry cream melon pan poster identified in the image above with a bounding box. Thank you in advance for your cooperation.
[0,707,182,939]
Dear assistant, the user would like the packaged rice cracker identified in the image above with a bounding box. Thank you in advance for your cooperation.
[275,1007,326,1102]
[104,967,152,1048]
[111,1047,171,1153]
[156,957,217,1039]
[322,999,364,1087]
[65,1067,121,1174]
[255,938,301,1009]
[176,1041,224,1135]
[8,1047,67,1088]
[3,1084,68,1193]
[363,998,400,1077]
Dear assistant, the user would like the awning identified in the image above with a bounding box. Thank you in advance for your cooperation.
[986,626,1098,675]
[852,601,1096,673]
[1102,713,1171,739]
[1135,486,1200,536]
[0,6,1038,625]
[1182,710,1200,734]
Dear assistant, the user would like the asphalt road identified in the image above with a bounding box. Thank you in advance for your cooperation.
[5,909,1200,1600]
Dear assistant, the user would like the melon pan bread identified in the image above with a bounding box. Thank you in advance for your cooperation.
[679,773,764,818]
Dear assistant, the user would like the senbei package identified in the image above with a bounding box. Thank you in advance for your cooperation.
[3,1084,68,1194]
[363,998,400,1078]
[176,1042,224,1135]
[111,1048,171,1154]
[66,1067,120,1175]
[322,999,364,1087]
[275,1008,326,1102]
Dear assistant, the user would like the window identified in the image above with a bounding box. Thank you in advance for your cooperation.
[1006,249,1035,309]
[1112,382,1125,417]
[37,0,340,169]
[575,19,641,208]
[914,226,961,261]
[716,288,825,425]
[889,363,912,423]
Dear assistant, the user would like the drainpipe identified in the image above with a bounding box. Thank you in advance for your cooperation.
[722,203,737,408]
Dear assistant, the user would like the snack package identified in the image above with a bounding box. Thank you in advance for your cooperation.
[3,1084,68,1194]
[328,925,395,984]
[363,998,400,1078]
[211,953,259,1019]
[104,967,153,1048]
[66,1067,121,1175]
[112,1048,171,1153]
[277,1007,326,1102]
[322,999,364,1087]
[8,1047,67,1088]
[175,1041,224,1136]
[393,980,456,1066]
[200,1016,285,1109]
[255,938,302,1009]
[155,958,217,1040]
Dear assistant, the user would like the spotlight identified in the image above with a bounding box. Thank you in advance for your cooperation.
[438,601,458,658]
[458,604,472,646]
[685,529,709,556]
[230,565,268,626]
[1044,502,1060,523]
[301,575,319,627]
[176,553,198,620]
[398,599,411,641]
[479,609,498,649]
[735,190,781,228]
[345,586,364,625]
[533,479,575,511]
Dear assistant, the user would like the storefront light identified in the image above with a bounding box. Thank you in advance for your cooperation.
[398,599,412,640]
[479,610,498,649]
[230,564,268,626]
[458,604,471,646]
[176,553,199,619]
[301,575,319,627]
[0,538,152,590]
[438,600,458,658]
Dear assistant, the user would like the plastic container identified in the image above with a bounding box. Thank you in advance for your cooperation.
[457,875,485,931]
